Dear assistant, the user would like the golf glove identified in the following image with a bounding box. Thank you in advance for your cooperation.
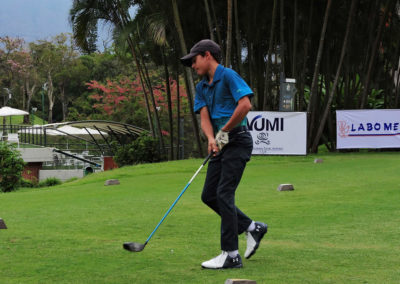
[215,129,229,150]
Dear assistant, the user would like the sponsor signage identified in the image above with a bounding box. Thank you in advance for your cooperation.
[247,111,307,155]
[336,109,400,149]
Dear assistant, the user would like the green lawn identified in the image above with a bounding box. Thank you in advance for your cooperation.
[1,152,399,283]
[1,114,46,125]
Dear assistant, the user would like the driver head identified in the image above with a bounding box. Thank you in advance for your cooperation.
[123,242,145,252]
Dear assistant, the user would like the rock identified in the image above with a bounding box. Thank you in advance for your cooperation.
[314,158,324,163]
[225,279,257,284]
[0,218,7,229]
[277,184,294,191]
[104,179,120,186]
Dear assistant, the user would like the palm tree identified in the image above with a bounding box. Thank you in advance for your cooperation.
[69,0,165,152]
[171,0,204,157]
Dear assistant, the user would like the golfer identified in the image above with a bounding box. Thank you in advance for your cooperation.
[181,39,267,269]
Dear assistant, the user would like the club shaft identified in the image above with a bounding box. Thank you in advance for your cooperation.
[145,153,213,243]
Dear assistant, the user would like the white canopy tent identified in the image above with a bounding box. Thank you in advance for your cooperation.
[0,106,29,117]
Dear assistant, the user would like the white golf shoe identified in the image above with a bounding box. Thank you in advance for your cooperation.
[244,221,268,259]
[201,251,243,269]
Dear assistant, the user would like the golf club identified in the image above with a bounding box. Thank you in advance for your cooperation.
[123,151,214,252]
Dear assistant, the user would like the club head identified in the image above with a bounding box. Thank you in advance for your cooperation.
[123,242,146,252]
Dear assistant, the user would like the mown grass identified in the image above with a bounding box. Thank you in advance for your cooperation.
[1,152,399,283]
[1,114,46,125]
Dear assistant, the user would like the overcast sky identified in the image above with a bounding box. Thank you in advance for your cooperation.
[0,0,113,50]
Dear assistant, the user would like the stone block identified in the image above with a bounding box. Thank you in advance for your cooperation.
[277,184,294,191]
[104,179,120,186]
[225,279,256,284]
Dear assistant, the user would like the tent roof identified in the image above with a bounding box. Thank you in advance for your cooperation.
[43,120,147,137]
[0,106,29,117]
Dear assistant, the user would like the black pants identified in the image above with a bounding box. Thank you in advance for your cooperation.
[201,127,253,251]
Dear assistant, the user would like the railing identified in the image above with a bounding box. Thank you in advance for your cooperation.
[0,124,112,155]
[1,124,47,146]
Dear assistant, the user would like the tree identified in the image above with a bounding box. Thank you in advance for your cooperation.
[69,0,164,151]
[311,0,358,153]
[306,0,332,150]
[0,143,26,192]
[30,36,69,123]
[171,0,204,156]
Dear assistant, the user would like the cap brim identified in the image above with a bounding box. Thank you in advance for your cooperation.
[180,52,197,67]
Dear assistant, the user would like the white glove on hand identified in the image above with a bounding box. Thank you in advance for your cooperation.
[215,130,229,150]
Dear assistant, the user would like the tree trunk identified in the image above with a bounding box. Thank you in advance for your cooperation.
[311,0,357,153]
[395,59,400,108]
[162,47,174,160]
[204,0,216,42]
[126,37,155,136]
[307,0,332,151]
[210,0,224,60]
[292,0,297,79]
[298,0,314,111]
[24,81,36,124]
[362,0,380,78]
[171,0,204,157]
[47,71,54,123]
[135,40,166,154]
[175,63,181,160]
[233,0,242,75]
[225,0,233,67]
[262,0,278,110]
[359,0,391,108]
[279,0,285,76]
[60,84,67,121]
[118,11,157,139]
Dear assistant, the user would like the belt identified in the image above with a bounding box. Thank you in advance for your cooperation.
[229,125,248,136]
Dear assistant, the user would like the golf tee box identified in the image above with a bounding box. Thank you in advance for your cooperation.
[0,218,7,229]
[225,279,256,284]
[277,184,294,191]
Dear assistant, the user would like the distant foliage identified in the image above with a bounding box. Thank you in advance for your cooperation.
[113,133,165,166]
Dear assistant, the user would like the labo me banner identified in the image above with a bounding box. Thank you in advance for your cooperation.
[246,111,307,155]
[336,109,400,149]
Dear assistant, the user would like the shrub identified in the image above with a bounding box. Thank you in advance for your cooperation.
[20,177,39,188]
[0,142,26,192]
[38,177,62,188]
[113,133,165,167]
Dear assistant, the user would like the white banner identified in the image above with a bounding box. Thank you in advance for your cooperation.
[247,111,307,155]
[336,109,400,149]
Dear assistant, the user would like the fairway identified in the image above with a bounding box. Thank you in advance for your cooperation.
[1,152,399,283]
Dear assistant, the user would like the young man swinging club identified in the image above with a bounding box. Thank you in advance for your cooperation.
[181,39,268,269]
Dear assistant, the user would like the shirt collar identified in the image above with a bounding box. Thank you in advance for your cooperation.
[201,64,224,87]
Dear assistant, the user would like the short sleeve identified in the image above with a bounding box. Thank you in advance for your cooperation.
[224,69,253,102]
[193,84,207,114]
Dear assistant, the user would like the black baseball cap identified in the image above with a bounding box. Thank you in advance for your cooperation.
[180,39,221,67]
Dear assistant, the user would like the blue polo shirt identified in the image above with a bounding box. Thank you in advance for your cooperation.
[194,64,253,132]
